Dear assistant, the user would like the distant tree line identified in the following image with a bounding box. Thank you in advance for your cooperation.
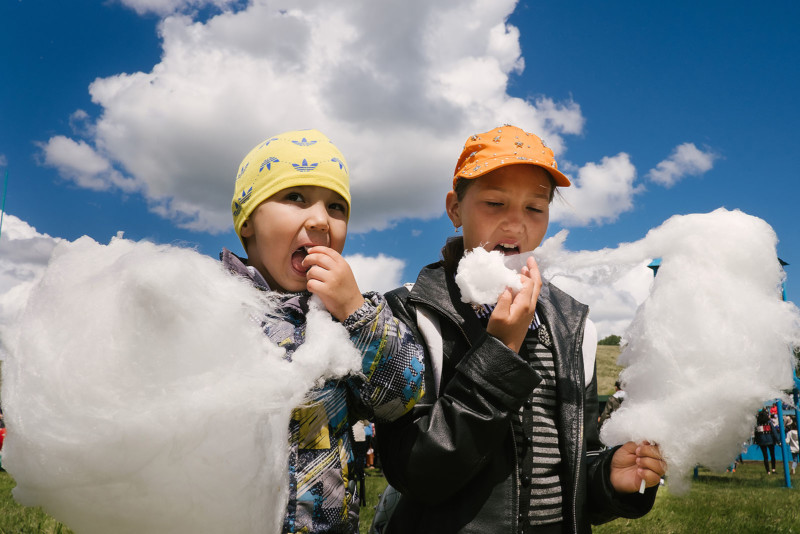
[598,334,621,346]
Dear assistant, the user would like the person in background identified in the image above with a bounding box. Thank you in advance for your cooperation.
[755,408,778,475]
[785,416,799,475]
[353,420,368,504]
[598,380,626,431]
[0,404,5,471]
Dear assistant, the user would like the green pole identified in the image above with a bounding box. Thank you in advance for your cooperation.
[0,169,8,241]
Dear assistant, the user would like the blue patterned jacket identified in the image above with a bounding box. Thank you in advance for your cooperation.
[221,249,424,533]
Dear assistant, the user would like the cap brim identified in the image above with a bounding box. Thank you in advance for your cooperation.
[455,159,571,187]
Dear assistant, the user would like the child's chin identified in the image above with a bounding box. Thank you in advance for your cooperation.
[272,275,308,293]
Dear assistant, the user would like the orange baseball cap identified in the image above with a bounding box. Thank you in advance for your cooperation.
[453,125,571,188]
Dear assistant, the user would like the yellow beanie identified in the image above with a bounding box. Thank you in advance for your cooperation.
[231,129,351,248]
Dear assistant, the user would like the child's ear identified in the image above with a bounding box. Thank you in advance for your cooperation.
[445,190,462,228]
[240,220,254,239]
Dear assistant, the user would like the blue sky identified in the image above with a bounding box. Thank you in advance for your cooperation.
[1,0,798,336]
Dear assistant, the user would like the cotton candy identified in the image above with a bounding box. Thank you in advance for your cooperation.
[0,236,361,533]
[455,247,524,304]
[536,208,800,493]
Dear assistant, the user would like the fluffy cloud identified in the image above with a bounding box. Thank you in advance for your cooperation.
[42,0,586,233]
[647,142,718,187]
[345,253,406,294]
[118,0,237,16]
[547,260,654,340]
[40,136,138,192]
[0,213,66,322]
[537,230,655,340]
[551,153,641,226]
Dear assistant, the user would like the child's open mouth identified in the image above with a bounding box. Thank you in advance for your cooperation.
[291,246,311,274]
[493,242,520,255]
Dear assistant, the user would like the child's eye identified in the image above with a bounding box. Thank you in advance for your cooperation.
[285,191,305,203]
[329,202,346,213]
[486,201,503,207]
[527,206,543,213]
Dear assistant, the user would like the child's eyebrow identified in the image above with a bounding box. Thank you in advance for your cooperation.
[482,185,550,199]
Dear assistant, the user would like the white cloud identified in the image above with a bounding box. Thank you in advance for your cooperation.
[68,109,95,137]
[40,136,138,192]
[345,253,405,294]
[548,262,654,340]
[551,153,641,226]
[537,230,655,340]
[43,0,587,234]
[0,154,7,167]
[0,213,66,322]
[119,0,237,16]
[647,142,718,187]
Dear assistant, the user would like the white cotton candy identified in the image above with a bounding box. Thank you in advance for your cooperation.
[455,247,524,305]
[0,236,361,533]
[536,208,800,493]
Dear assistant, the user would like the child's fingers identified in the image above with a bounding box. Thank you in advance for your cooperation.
[305,263,328,279]
[306,245,341,260]
[494,288,513,316]
[526,256,542,286]
[635,442,663,460]
[303,251,337,271]
[510,275,536,316]
[636,442,667,476]
[636,456,667,478]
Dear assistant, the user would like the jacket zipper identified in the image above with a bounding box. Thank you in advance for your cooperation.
[571,309,588,531]
[413,295,522,532]
[510,421,520,534]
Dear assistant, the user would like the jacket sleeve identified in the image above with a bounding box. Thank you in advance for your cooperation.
[342,291,425,423]
[584,358,657,523]
[376,289,542,504]
[586,446,658,524]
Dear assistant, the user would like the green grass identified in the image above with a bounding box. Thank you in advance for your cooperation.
[359,470,389,534]
[596,344,624,396]
[595,462,800,533]
[4,459,800,533]
[359,463,800,534]
[0,470,74,534]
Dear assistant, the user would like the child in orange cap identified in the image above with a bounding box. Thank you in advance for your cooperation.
[223,129,424,533]
[374,125,666,533]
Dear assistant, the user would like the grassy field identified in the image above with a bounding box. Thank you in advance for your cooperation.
[0,470,74,534]
[358,463,800,534]
[595,344,624,396]
[4,463,800,533]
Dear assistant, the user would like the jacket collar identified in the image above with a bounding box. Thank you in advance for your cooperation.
[220,247,270,289]
[407,261,490,344]
[408,260,558,315]
[219,247,310,318]
[408,260,565,344]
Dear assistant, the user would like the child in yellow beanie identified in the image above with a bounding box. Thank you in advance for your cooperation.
[222,129,424,533]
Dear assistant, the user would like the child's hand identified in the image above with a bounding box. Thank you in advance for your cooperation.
[303,246,365,322]
[486,256,541,353]
[610,441,667,493]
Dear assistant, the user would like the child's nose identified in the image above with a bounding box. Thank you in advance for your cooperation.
[304,202,330,232]
[502,208,524,228]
